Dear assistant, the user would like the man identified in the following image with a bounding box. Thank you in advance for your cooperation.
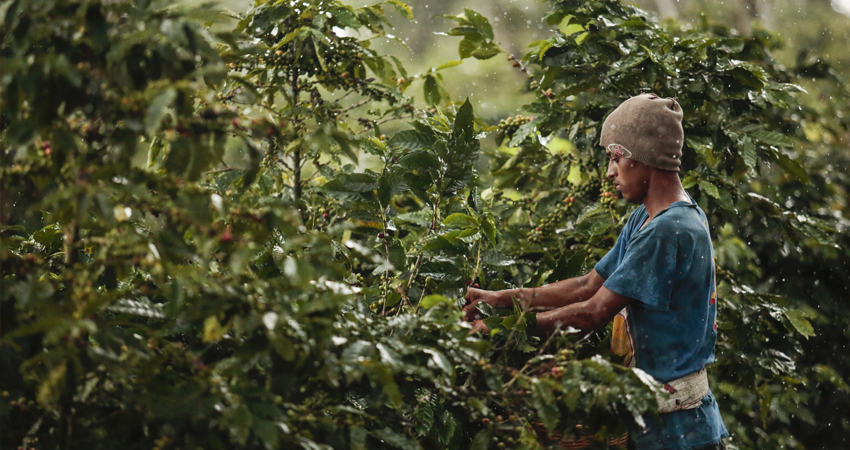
[463,94,729,450]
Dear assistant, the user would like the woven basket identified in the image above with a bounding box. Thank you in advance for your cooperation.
[533,423,629,449]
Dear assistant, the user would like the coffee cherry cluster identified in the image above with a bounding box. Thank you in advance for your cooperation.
[571,177,603,201]
[495,115,532,144]
[348,273,365,287]
[312,205,337,230]
[599,179,619,208]
[528,196,576,243]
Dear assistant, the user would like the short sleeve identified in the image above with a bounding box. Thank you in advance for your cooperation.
[602,220,680,311]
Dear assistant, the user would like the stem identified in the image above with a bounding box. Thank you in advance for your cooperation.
[494,291,534,356]
[290,67,303,202]
[204,168,234,175]
[59,218,80,449]
[472,240,482,285]
[293,148,302,201]
[412,282,428,316]
[356,113,418,134]
[430,195,442,233]
[63,221,78,266]
[377,177,392,315]
[502,326,559,391]
[406,254,424,298]
[403,194,444,314]
[60,360,75,450]
[337,98,371,117]
[380,245,390,316]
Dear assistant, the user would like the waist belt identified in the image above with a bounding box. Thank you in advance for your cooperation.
[656,368,709,413]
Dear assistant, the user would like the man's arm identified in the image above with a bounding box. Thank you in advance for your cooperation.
[533,286,632,335]
[469,286,633,336]
[462,269,605,321]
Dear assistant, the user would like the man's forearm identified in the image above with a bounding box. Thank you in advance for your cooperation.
[495,273,599,311]
[533,285,633,336]
[534,300,601,335]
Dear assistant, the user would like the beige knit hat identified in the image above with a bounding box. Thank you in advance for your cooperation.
[599,93,684,172]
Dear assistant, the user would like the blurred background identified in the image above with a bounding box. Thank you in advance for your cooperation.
[179,0,850,122]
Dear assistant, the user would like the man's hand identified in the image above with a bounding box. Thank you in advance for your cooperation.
[462,287,498,322]
[469,319,490,334]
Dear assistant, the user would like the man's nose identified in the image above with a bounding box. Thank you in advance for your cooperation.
[606,160,616,178]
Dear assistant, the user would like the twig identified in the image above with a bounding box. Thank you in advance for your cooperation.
[329,89,357,105]
[338,98,371,116]
[501,327,561,391]
[374,113,416,128]
[493,289,535,356]
[204,168,235,174]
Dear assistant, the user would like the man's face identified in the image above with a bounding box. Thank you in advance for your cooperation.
[606,148,652,203]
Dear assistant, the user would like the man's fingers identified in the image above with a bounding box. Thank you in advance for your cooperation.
[470,320,490,334]
[462,304,482,322]
[462,306,475,321]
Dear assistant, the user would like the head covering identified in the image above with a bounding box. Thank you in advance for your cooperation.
[599,93,684,172]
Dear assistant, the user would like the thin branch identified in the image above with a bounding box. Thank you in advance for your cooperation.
[329,89,357,106]
[337,98,371,117]
[204,168,235,174]
[374,113,415,128]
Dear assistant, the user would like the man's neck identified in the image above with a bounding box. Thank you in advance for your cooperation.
[642,170,691,220]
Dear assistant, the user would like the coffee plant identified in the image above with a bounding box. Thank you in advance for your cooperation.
[2,0,848,449]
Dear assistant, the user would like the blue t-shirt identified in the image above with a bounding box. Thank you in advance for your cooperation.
[595,198,729,450]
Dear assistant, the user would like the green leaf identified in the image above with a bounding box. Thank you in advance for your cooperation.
[471,41,501,59]
[324,173,379,193]
[507,119,537,147]
[424,75,440,106]
[144,88,176,136]
[784,309,815,339]
[740,141,758,173]
[776,152,810,183]
[253,420,279,450]
[813,365,849,392]
[33,223,61,248]
[470,429,491,450]
[420,294,451,309]
[547,248,587,283]
[391,131,433,153]
[371,427,422,450]
[452,98,475,141]
[423,348,453,375]
[681,175,698,189]
[331,6,360,28]
[457,35,484,59]
[463,9,494,40]
[241,138,263,190]
[749,130,793,147]
[332,130,359,164]
[479,215,499,246]
[442,213,479,229]
[698,180,720,199]
[203,316,225,342]
[530,378,560,431]
[395,209,433,227]
[387,0,413,20]
[227,404,253,445]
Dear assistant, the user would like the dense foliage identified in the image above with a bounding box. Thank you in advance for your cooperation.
[2,0,848,449]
